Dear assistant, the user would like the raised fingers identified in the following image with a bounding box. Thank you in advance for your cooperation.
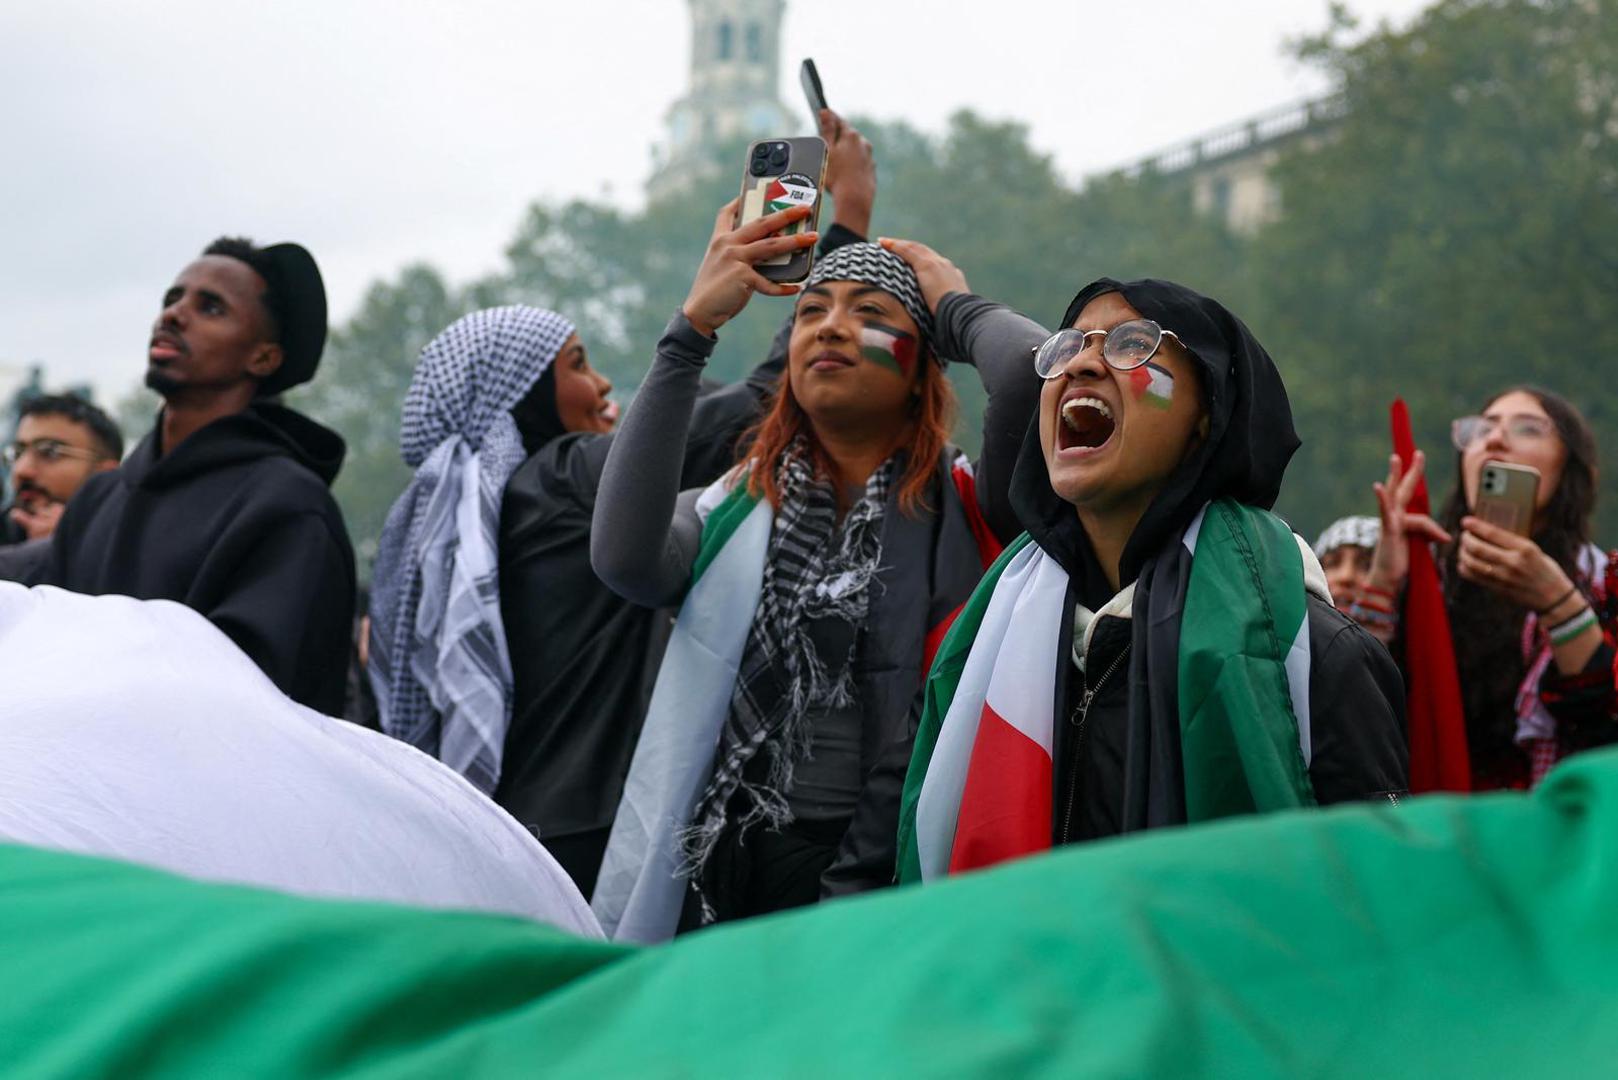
[712,197,742,239]
[1406,513,1453,545]
[1394,449,1425,507]
[879,236,932,266]
[737,229,819,262]
[743,270,801,298]
[733,203,813,244]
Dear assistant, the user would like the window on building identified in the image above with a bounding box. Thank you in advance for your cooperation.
[717,20,733,61]
[746,23,762,61]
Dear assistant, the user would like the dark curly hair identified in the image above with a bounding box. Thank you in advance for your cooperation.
[1436,385,1599,781]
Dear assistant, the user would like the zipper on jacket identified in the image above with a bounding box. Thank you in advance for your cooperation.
[1060,641,1131,845]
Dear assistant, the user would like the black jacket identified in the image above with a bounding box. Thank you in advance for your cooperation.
[43,403,355,715]
[493,342,786,861]
[1056,595,1407,843]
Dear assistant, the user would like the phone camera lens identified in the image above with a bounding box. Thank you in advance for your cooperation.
[768,147,789,168]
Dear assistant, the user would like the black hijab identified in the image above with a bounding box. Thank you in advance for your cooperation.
[510,366,566,457]
[1008,277,1299,608]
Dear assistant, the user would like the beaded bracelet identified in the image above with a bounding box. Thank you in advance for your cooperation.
[1549,607,1597,647]
[1355,593,1395,614]
[1348,601,1398,629]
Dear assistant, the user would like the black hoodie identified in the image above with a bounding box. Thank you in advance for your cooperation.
[44,402,356,715]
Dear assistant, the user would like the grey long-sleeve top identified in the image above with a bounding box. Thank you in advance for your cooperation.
[590,293,1047,608]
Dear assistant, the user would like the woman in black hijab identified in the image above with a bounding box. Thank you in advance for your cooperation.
[890,276,1409,888]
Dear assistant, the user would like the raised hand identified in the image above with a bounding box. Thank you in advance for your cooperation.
[681,199,817,337]
[877,237,968,314]
[9,498,63,541]
[819,108,875,236]
[1456,515,1577,614]
[1368,449,1452,593]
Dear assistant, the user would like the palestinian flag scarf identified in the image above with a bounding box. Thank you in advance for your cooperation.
[899,499,1321,883]
[596,452,999,942]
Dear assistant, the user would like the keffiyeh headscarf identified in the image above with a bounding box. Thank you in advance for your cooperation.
[805,242,939,364]
[1313,516,1381,559]
[369,305,575,793]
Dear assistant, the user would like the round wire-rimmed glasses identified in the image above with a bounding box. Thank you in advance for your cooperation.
[1032,319,1186,380]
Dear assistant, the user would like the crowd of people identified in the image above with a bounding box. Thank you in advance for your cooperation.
[3,110,1615,943]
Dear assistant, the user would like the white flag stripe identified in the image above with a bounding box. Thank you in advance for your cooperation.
[914,543,1049,881]
[982,553,1069,749]
[1286,618,1312,767]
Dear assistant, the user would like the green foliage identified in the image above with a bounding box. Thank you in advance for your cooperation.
[1254,0,1618,537]
[291,264,472,568]
[302,0,1618,568]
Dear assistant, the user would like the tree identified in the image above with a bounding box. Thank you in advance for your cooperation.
[1253,0,1618,538]
[292,264,470,571]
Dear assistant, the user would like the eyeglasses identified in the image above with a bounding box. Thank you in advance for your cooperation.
[1032,319,1186,380]
[1450,414,1556,452]
[2,438,103,467]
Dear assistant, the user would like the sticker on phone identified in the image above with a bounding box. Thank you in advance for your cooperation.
[766,173,817,212]
[751,173,816,265]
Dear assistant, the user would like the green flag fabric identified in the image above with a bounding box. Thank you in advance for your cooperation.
[10,747,1618,1076]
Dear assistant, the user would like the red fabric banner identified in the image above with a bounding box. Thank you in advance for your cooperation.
[1392,399,1472,792]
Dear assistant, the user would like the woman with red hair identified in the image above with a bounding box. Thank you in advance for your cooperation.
[589,209,1040,941]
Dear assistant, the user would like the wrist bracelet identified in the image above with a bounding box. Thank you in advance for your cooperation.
[1549,607,1597,647]
[1356,595,1394,615]
[1361,583,1397,601]
[1536,585,1579,617]
[1348,602,1398,629]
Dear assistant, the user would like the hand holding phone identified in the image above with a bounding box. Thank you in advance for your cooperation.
[1473,460,1540,537]
[736,136,827,284]
[682,199,817,337]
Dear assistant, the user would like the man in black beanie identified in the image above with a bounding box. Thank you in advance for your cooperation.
[43,237,355,715]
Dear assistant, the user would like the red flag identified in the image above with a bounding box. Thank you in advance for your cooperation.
[1391,399,1471,792]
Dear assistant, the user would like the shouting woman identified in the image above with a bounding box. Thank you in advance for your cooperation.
[898,277,1408,885]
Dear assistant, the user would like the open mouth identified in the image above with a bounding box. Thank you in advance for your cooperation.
[598,399,620,426]
[1058,396,1117,452]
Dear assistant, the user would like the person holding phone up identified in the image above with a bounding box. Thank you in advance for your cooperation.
[587,158,1042,943]
[1362,386,1616,789]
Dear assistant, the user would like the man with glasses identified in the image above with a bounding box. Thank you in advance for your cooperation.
[3,394,123,545]
[39,237,355,716]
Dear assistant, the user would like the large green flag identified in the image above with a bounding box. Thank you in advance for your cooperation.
[9,748,1618,1076]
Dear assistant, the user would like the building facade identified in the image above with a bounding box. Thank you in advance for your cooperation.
[1114,97,1344,234]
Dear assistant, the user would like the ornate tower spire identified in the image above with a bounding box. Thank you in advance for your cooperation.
[650,0,797,198]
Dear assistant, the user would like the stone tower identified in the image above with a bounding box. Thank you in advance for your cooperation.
[650,0,797,198]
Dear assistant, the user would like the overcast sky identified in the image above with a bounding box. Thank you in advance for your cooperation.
[0,0,1433,405]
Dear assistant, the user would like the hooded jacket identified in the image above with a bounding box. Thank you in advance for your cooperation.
[43,402,355,716]
[1013,278,1407,839]
[828,280,1408,894]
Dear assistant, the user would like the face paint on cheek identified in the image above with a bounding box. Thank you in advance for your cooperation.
[859,321,918,378]
[1126,361,1175,411]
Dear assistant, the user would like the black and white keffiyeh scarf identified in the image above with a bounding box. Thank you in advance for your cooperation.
[369,305,574,793]
[805,242,939,365]
[678,440,896,877]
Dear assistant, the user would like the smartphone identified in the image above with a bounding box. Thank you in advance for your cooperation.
[800,59,829,120]
[1475,460,1540,537]
[737,136,827,285]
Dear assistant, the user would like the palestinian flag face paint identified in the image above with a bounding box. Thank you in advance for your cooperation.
[1127,361,1175,411]
[859,321,920,378]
